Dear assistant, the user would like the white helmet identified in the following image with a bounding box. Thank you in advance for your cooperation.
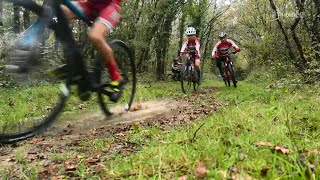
[218,32,227,38]
[186,27,196,35]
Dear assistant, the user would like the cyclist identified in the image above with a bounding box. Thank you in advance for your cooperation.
[54,0,123,102]
[179,27,201,84]
[211,32,240,82]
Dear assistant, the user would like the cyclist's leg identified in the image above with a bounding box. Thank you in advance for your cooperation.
[88,2,122,102]
[215,57,225,80]
[50,1,92,77]
[61,1,93,22]
[195,57,201,83]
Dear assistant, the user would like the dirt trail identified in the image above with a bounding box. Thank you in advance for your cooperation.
[46,99,179,135]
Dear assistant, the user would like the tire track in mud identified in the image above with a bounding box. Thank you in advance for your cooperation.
[45,99,179,136]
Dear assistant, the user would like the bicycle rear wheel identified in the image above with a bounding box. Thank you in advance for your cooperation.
[97,40,136,116]
[0,0,70,143]
[180,63,192,94]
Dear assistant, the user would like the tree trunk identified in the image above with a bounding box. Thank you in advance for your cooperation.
[0,1,3,26]
[155,17,174,80]
[312,0,320,43]
[269,0,304,72]
[178,11,186,49]
[13,5,20,34]
[290,0,307,65]
[312,0,320,59]
[23,9,30,29]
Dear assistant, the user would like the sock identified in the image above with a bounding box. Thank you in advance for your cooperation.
[106,60,121,81]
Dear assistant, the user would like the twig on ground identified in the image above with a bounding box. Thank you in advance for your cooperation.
[190,123,205,143]
[176,123,206,144]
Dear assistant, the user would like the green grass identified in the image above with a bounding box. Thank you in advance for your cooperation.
[97,80,320,179]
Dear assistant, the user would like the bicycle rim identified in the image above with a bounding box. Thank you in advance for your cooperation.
[97,40,137,116]
[0,0,69,143]
[180,64,192,94]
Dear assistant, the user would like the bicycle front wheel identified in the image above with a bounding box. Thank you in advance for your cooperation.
[180,64,192,94]
[193,71,199,92]
[227,62,237,87]
[0,0,70,143]
[97,40,137,116]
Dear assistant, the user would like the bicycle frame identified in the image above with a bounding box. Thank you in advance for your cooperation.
[6,0,104,98]
[219,52,237,87]
[181,54,195,77]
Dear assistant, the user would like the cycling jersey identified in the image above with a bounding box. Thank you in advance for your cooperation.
[211,39,240,57]
[88,0,122,4]
[180,37,201,59]
[72,0,122,29]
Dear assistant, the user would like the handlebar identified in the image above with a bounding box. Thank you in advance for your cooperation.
[212,51,238,59]
[180,46,198,54]
[220,51,237,56]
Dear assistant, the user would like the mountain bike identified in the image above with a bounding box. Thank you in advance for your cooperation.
[180,46,199,93]
[0,0,136,143]
[219,51,237,87]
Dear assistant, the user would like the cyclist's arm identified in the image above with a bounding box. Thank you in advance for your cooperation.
[227,39,240,52]
[211,41,220,59]
[179,42,187,55]
[179,41,188,58]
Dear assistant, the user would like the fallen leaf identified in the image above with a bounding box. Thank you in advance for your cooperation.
[49,165,61,175]
[52,175,65,180]
[5,157,15,162]
[303,149,319,155]
[275,146,290,154]
[178,175,188,180]
[64,160,77,171]
[27,154,37,162]
[196,163,207,179]
[115,132,126,137]
[38,142,53,150]
[94,164,105,173]
[84,158,100,166]
[255,141,274,147]
[39,167,50,179]
[29,137,45,144]
[229,166,238,179]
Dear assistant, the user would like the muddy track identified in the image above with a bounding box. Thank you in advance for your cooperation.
[0,87,222,178]
[44,99,179,136]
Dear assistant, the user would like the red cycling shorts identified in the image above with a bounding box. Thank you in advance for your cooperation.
[72,1,121,30]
